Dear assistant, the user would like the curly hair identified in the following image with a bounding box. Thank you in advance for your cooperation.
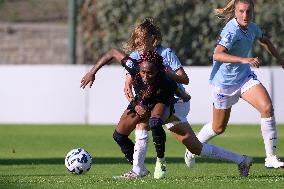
[123,17,162,53]
[138,50,165,71]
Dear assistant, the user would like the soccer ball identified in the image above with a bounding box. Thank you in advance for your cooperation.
[65,148,92,175]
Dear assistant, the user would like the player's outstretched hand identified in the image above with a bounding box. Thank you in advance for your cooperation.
[80,72,95,89]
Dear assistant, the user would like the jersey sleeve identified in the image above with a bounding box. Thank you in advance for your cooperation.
[121,56,139,76]
[217,29,238,51]
[162,48,182,71]
[129,50,141,60]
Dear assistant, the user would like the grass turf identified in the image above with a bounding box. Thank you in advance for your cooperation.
[0,124,283,189]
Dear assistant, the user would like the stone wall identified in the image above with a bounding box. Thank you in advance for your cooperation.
[0,23,82,64]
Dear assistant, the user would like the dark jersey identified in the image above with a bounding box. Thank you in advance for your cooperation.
[121,56,177,112]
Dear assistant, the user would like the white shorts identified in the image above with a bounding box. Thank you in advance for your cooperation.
[213,72,261,109]
[165,100,190,129]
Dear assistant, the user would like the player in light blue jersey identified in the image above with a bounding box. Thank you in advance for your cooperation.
[186,0,284,169]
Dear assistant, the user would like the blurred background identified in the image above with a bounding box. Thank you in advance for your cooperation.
[0,0,283,125]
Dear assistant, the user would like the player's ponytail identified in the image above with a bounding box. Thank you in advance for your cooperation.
[215,0,254,23]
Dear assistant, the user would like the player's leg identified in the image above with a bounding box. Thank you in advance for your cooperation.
[113,109,140,164]
[132,121,150,176]
[186,107,231,166]
[184,85,234,166]
[169,123,202,155]
[113,119,150,179]
[150,103,170,179]
[241,83,284,168]
[197,85,237,143]
[169,120,252,176]
[188,85,236,167]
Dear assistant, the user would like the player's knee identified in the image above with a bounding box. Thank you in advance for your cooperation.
[113,130,128,144]
[149,117,166,142]
[149,117,163,129]
[260,102,274,116]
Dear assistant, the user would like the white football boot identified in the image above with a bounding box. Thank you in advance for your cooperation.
[112,168,150,179]
[265,155,284,169]
[184,149,196,168]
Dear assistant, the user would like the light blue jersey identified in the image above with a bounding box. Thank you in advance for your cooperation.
[129,46,182,71]
[210,18,263,88]
[129,46,185,92]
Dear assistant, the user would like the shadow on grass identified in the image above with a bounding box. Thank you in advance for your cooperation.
[0,156,276,165]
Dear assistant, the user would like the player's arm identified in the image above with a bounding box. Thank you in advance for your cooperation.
[213,45,261,68]
[124,74,134,102]
[258,36,284,68]
[80,48,126,89]
[165,67,189,85]
[125,74,150,118]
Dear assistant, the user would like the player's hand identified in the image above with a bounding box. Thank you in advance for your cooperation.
[135,105,150,119]
[80,72,95,89]
[242,57,261,68]
[180,91,191,102]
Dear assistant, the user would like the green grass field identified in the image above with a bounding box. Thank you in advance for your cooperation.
[0,125,283,189]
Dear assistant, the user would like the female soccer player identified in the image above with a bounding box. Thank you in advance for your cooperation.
[122,17,193,179]
[81,42,253,179]
[185,0,284,169]
[81,49,189,179]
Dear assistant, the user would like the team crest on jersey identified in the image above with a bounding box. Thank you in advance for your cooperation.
[125,60,134,68]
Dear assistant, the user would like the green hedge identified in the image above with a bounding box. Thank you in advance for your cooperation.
[79,0,284,66]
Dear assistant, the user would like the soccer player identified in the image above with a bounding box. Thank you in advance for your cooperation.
[122,17,192,179]
[81,53,253,178]
[185,0,284,169]
[81,49,189,179]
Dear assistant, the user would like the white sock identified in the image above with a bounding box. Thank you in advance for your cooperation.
[200,143,244,165]
[132,129,149,175]
[260,116,277,158]
[157,157,165,162]
[197,122,217,143]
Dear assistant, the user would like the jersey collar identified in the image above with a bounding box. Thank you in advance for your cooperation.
[232,18,248,34]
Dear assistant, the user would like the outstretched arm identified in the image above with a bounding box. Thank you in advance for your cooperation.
[80,48,127,89]
[258,36,284,68]
[213,45,261,68]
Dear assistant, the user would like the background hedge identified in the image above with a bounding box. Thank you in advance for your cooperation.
[79,0,284,66]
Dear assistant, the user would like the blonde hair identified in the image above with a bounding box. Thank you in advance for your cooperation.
[123,17,162,53]
[215,0,255,22]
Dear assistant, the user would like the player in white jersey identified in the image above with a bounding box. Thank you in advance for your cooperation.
[113,17,253,179]
[185,0,284,169]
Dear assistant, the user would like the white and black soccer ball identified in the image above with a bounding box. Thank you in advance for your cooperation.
[65,148,92,175]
